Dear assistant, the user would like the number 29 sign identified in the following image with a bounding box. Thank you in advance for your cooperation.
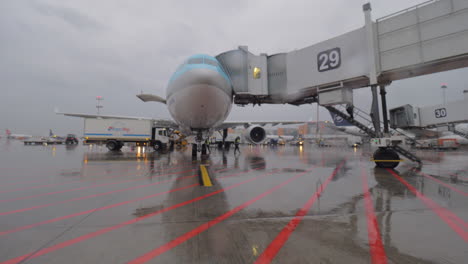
[317,47,341,72]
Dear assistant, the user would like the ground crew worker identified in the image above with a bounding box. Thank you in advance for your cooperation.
[234,136,241,154]
[205,138,211,153]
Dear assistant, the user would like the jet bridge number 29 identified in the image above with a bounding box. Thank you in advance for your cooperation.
[317,47,341,72]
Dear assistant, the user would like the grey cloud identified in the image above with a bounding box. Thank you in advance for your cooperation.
[30,0,102,30]
[1,0,467,136]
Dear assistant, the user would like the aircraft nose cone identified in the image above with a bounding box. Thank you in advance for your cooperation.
[187,68,224,87]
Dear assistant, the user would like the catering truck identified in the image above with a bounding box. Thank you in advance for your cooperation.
[83,118,170,151]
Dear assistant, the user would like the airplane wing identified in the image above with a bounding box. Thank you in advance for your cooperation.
[57,112,153,120]
[136,94,166,104]
[215,121,306,130]
[56,112,178,128]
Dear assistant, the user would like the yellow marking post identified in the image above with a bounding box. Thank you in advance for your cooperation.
[200,165,213,187]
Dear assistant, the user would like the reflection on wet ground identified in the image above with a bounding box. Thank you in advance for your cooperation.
[0,140,467,263]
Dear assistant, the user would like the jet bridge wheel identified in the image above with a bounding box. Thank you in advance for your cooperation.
[373,148,400,169]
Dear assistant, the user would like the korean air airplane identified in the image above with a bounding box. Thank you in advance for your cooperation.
[60,54,304,155]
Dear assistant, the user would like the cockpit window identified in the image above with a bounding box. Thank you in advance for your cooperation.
[187,58,204,64]
[204,58,218,67]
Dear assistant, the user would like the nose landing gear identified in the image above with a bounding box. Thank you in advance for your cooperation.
[191,130,211,157]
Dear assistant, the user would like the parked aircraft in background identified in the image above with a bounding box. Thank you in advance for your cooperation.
[59,54,305,155]
[49,129,65,141]
[327,112,368,137]
[5,129,32,140]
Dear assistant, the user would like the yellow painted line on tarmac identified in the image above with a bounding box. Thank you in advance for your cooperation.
[200,165,213,187]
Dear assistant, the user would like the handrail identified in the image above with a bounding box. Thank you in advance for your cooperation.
[376,0,437,22]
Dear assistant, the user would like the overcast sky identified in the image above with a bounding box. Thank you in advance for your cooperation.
[2,0,467,135]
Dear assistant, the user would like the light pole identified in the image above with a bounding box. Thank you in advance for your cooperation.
[441,84,447,105]
[96,96,104,115]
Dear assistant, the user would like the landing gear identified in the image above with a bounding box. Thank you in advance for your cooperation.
[201,144,207,155]
[192,144,198,157]
[373,147,400,168]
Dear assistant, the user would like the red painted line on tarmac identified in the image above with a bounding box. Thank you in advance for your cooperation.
[0,164,195,194]
[0,174,195,217]
[0,183,198,237]
[127,167,317,264]
[361,166,388,264]
[0,169,195,203]
[387,169,468,242]
[0,162,194,183]
[412,170,468,196]
[0,166,265,236]
[0,163,255,217]
[0,167,277,264]
[254,161,344,264]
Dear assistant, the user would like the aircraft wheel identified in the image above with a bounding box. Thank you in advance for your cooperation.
[192,144,198,156]
[201,144,207,155]
[374,148,399,169]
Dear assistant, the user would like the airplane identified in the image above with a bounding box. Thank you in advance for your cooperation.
[327,111,468,146]
[48,129,65,141]
[327,112,368,137]
[5,129,32,140]
[59,54,305,155]
[438,124,468,145]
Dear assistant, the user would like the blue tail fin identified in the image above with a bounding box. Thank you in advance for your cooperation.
[328,111,353,127]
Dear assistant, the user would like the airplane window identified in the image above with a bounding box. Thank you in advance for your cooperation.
[187,58,204,64]
[204,59,218,67]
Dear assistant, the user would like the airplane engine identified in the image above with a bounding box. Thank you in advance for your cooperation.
[244,126,266,144]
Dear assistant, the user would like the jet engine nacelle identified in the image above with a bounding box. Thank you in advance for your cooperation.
[243,126,266,144]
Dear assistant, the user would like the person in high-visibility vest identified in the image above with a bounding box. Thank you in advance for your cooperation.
[234,136,241,154]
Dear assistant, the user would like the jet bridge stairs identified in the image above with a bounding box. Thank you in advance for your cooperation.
[449,126,468,140]
[326,105,422,168]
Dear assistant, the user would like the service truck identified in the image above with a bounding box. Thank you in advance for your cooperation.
[83,118,170,151]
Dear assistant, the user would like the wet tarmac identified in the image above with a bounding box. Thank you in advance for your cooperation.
[0,139,467,264]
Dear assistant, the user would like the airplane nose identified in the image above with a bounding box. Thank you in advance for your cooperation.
[187,68,225,87]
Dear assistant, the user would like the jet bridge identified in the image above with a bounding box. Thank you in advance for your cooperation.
[217,0,468,168]
[390,93,468,139]
[217,0,468,105]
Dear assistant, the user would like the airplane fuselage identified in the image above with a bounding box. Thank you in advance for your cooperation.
[166,54,232,136]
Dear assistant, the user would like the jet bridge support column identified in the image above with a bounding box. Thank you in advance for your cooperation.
[380,85,389,134]
[370,85,381,137]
